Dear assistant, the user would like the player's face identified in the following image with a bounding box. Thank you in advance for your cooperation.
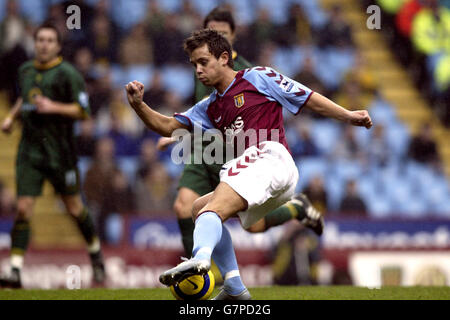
[190,44,228,87]
[206,21,235,45]
[34,29,61,64]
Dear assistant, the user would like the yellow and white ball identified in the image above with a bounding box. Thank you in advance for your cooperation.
[170,270,215,300]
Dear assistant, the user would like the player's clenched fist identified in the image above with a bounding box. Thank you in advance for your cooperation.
[125,80,145,108]
[349,110,372,129]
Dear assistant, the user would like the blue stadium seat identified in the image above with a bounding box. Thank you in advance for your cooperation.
[395,194,429,219]
[117,156,139,184]
[363,193,393,218]
[296,157,329,190]
[123,64,155,88]
[309,120,341,155]
[329,159,363,181]
[433,199,450,217]
[160,64,195,100]
[291,0,328,28]
[385,121,410,157]
[356,175,376,199]
[189,0,220,16]
[404,161,436,191]
[156,0,182,13]
[110,0,148,30]
[314,48,355,89]
[324,174,345,211]
[18,0,48,24]
[223,0,255,25]
[426,181,450,214]
[272,47,301,78]
[77,157,93,183]
[164,160,185,179]
[367,98,398,126]
[256,0,291,25]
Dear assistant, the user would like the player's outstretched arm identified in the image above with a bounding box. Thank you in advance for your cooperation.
[1,97,23,134]
[125,81,188,137]
[304,92,373,129]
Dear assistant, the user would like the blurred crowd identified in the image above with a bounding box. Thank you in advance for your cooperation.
[373,0,450,125]
[0,0,449,240]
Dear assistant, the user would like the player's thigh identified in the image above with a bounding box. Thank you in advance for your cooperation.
[47,165,81,197]
[60,193,84,217]
[195,182,248,222]
[174,187,201,219]
[16,158,45,198]
[178,163,217,197]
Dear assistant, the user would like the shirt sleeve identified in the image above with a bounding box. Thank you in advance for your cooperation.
[243,66,313,115]
[174,93,215,132]
[65,67,90,116]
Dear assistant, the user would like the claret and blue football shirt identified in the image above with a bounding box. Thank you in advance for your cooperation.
[174,66,313,154]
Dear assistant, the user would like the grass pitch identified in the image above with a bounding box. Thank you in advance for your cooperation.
[0,286,449,300]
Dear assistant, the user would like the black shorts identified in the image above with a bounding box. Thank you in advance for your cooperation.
[16,156,80,196]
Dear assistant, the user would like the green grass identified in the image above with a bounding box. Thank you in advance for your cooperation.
[0,286,449,300]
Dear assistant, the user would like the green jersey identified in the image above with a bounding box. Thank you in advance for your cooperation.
[17,57,89,168]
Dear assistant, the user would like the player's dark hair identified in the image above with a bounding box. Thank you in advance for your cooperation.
[33,21,62,44]
[184,29,234,68]
[203,7,236,32]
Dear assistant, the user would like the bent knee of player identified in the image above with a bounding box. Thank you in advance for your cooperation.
[173,195,193,219]
[245,219,266,233]
[191,198,205,220]
[62,195,84,217]
[16,197,35,220]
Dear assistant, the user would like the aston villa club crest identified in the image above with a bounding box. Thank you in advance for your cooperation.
[234,93,245,108]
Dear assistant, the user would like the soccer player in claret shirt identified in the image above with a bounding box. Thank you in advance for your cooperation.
[125,29,372,300]
[0,22,105,288]
[157,7,323,260]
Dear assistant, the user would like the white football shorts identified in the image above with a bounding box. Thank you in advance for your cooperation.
[219,141,299,229]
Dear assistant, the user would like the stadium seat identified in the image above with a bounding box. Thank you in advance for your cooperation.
[427,183,450,214]
[223,0,255,25]
[328,159,363,181]
[117,156,139,184]
[160,64,195,100]
[385,121,410,157]
[77,157,93,183]
[291,0,328,28]
[272,47,301,78]
[368,98,399,126]
[324,175,345,211]
[296,157,329,190]
[17,0,48,24]
[190,0,220,16]
[156,0,182,13]
[363,193,392,219]
[256,0,291,25]
[110,0,148,30]
[314,48,355,89]
[164,159,185,179]
[123,64,154,88]
[309,120,341,155]
[105,213,124,245]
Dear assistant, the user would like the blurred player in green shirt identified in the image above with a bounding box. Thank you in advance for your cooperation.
[0,22,105,288]
[157,8,323,259]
